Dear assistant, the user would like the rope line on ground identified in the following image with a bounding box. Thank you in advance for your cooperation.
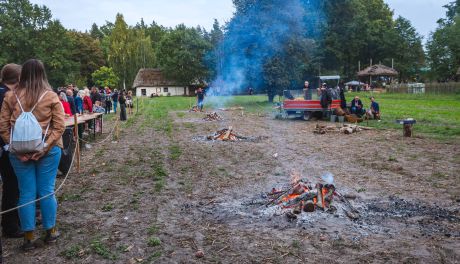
[0,144,77,216]
[79,118,119,145]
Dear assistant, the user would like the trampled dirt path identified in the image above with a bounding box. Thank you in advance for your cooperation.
[3,109,460,263]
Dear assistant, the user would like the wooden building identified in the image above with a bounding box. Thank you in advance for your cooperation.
[133,68,195,97]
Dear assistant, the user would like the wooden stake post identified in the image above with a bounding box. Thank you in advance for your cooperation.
[73,114,80,173]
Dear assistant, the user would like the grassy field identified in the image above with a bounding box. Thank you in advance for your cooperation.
[133,93,460,140]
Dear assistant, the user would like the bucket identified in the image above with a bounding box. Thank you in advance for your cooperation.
[330,115,337,123]
[338,116,345,123]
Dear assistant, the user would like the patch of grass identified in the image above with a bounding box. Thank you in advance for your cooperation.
[388,155,398,162]
[61,244,83,260]
[169,145,182,160]
[101,204,114,212]
[356,188,366,193]
[176,112,186,118]
[147,224,159,235]
[90,239,116,260]
[60,193,82,202]
[147,251,162,262]
[432,171,448,179]
[147,236,161,247]
[346,93,460,140]
[291,240,301,249]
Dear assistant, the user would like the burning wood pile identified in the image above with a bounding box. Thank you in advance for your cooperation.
[207,126,247,141]
[189,105,201,112]
[266,172,359,221]
[203,112,223,121]
[314,124,374,135]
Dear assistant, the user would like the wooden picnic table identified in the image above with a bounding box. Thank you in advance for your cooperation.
[65,113,103,138]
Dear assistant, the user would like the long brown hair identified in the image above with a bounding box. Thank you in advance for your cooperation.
[16,59,51,110]
[0,63,21,86]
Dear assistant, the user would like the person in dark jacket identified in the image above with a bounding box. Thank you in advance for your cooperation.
[90,86,102,105]
[369,96,380,120]
[351,96,364,116]
[339,86,347,110]
[119,91,127,121]
[112,89,119,114]
[0,64,23,239]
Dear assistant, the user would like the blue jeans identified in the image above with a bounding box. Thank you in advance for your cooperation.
[113,101,118,113]
[9,146,61,231]
[197,99,204,110]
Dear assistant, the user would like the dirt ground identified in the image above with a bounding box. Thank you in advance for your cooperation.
[3,109,460,263]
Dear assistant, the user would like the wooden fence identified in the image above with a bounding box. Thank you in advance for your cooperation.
[387,82,460,94]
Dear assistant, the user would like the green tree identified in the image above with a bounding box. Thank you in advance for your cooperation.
[156,24,212,84]
[392,16,425,82]
[427,1,460,81]
[107,13,130,89]
[68,31,106,86]
[34,20,78,86]
[90,23,104,40]
[92,66,119,88]
[0,0,52,64]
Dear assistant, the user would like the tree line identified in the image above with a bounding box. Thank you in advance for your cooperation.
[0,0,458,93]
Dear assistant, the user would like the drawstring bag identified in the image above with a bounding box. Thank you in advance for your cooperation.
[9,91,49,154]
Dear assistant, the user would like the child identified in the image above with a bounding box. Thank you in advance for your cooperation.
[93,101,105,133]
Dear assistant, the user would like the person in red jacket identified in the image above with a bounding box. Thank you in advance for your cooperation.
[82,88,93,113]
[59,92,72,116]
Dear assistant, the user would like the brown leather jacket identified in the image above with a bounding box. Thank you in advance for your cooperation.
[0,89,65,152]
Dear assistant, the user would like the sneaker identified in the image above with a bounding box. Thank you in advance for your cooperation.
[44,228,59,244]
[21,239,36,251]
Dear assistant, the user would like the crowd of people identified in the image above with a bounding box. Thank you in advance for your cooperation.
[0,59,135,261]
[302,81,381,120]
[53,85,134,122]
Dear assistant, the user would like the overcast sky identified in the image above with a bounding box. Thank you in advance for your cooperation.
[29,0,451,40]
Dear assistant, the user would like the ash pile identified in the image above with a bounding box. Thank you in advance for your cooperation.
[314,124,374,135]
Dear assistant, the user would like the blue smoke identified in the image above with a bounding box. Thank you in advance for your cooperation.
[208,0,323,101]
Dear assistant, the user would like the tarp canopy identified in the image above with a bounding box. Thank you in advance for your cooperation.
[345,81,365,86]
[357,64,398,77]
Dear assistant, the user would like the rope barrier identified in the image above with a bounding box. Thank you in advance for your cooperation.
[0,144,77,216]
[78,118,119,146]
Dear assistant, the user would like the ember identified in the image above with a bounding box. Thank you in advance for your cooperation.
[203,112,223,121]
[207,126,247,141]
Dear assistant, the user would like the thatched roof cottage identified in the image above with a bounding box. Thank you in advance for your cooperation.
[132,68,195,97]
[357,64,399,77]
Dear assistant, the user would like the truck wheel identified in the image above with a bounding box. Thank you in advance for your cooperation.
[303,112,312,121]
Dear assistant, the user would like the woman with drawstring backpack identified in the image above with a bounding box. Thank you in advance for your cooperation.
[0,59,65,251]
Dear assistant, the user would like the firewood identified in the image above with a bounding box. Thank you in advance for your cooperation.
[303,200,315,212]
[282,190,318,207]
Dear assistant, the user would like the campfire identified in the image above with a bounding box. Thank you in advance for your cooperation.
[314,124,374,135]
[204,112,223,121]
[266,172,359,221]
[207,126,247,141]
[189,105,201,112]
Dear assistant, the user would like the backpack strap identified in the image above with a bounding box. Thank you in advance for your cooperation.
[14,93,25,113]
[31,91,49,113]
